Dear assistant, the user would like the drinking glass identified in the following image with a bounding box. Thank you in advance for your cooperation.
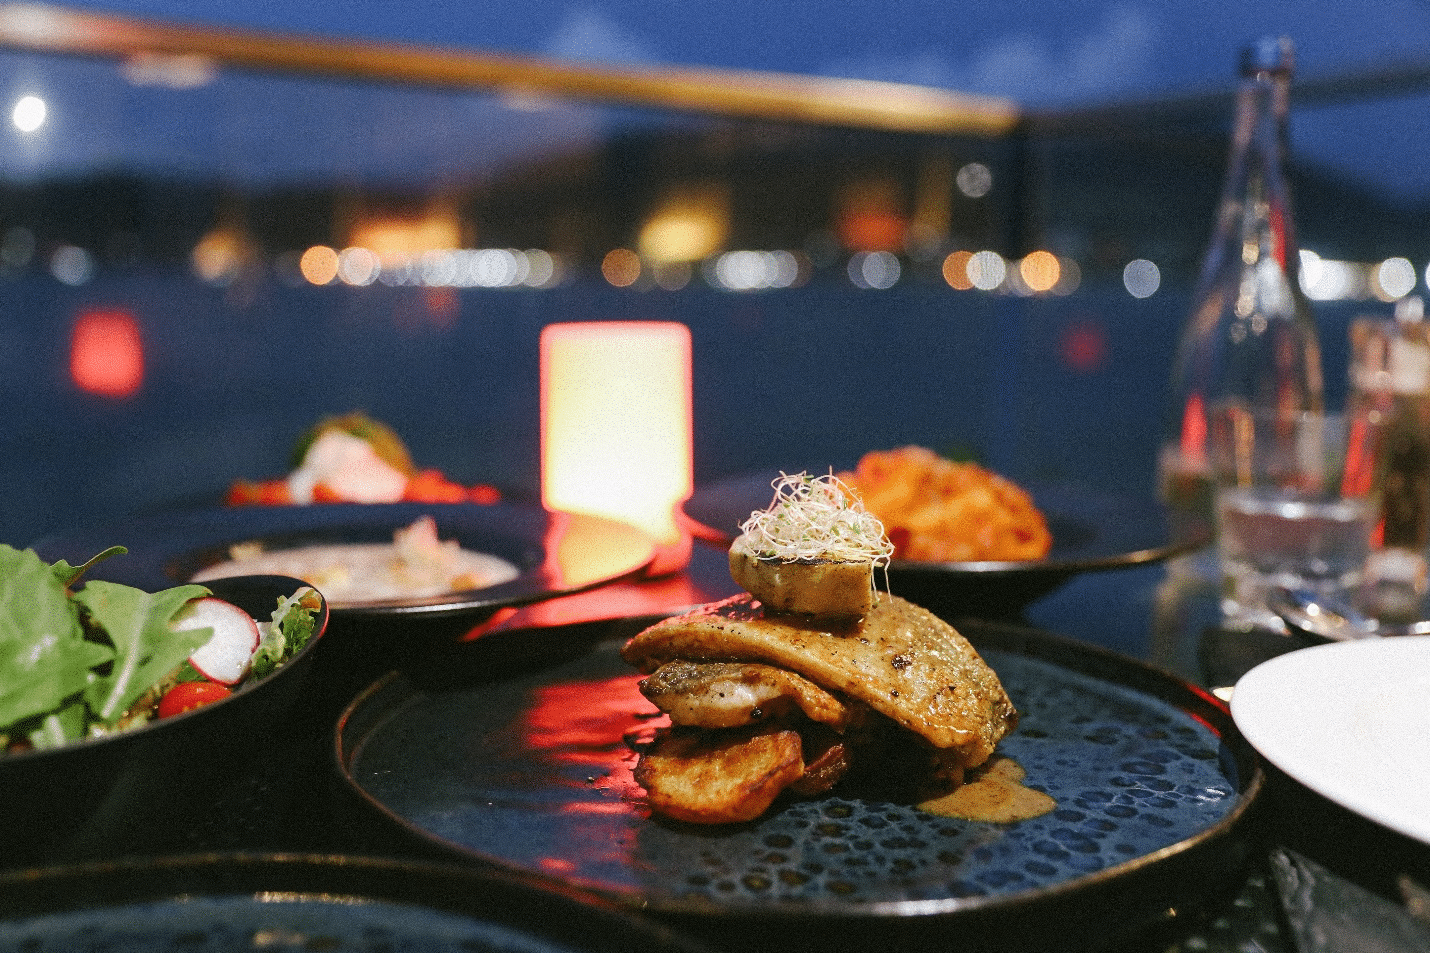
[1210,406,1379,630]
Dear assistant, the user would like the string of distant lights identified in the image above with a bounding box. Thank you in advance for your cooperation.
[9,93,1430,302]
[271,244,1430,303]
[6,230,1428,304]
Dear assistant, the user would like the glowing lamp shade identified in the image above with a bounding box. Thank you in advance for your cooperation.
[541,321,693,574]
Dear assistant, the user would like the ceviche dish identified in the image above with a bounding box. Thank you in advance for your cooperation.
[1,544,320,755]
[226,411,501,506]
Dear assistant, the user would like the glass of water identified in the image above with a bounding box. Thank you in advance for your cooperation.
[1209,405,1380,630]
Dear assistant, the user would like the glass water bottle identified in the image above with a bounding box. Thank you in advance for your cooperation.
[1160,36,1324,526]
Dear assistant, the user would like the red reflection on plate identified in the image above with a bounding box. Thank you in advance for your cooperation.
[522,675,650,750]
[519,674,659,812]
[522,675,660,758]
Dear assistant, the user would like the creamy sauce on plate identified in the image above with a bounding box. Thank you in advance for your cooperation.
[918,757,1056,823]
[192,515,519,607]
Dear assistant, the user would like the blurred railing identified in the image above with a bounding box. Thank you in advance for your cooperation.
[0,2,1020,136]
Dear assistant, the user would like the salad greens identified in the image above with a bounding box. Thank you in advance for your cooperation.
[0,544,317,753]
[250,586,318,679]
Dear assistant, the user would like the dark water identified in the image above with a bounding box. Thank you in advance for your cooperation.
[0,271,1357,548]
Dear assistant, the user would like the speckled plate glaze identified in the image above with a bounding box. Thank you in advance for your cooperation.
[337,617,1263,951]
[0,854,716,953]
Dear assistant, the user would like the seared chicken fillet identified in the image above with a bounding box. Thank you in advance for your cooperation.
[638,660,860,730]
[625,471,1016,824]
[623,592,1017,769]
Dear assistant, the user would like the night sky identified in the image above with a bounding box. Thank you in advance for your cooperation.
[16,0,1430,202]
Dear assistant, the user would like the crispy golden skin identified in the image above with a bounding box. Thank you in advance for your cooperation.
[622,593,1017,769]
[639,660,858,730]
[634,725,805,825]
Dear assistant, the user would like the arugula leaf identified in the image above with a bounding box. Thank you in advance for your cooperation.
[50,546,128,590]
[76,581,211,722]
[0,546,110,729]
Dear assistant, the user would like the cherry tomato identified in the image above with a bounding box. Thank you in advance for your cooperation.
[468,483,502,505]
[311,481,345,503]
[403,469,467,503]
[225,479,292,506]
[157,680,232,719]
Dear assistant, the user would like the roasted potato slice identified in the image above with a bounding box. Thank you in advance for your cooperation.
[634,725,804,824]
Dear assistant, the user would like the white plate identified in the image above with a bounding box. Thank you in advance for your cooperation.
[1231,637,1430,845]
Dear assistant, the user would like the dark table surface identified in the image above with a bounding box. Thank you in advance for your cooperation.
[2,537,1428,952]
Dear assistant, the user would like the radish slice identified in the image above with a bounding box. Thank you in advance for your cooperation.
[172,597,261,685]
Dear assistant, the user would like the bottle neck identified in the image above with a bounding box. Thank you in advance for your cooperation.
[1218,68,1297,275]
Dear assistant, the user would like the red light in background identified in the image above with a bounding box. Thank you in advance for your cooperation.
[70,308,144,398]
[837,210,907,252]
[1059,320,1108,373]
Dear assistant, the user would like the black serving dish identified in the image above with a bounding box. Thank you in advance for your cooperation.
[0,852,718,953]
[34,501,656,698]
[0,575,328,867]
[335,614,1264,953]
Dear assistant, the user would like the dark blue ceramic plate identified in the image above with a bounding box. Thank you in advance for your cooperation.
[337,617,1262,951]
[33,502,656,621]
[679,474,1207,614]
[0,854,715,953]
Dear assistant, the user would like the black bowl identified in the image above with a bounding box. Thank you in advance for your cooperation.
[0,575,328,868]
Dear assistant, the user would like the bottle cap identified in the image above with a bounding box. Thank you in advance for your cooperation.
[1241,36,1295,77]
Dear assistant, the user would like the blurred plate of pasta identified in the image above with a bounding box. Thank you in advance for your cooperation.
[680,449,1206,616]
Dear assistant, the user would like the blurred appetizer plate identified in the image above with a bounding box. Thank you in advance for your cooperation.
[34,502,656,624]
[35,503,656,702]
[337,616,1263,952]
[679,474,1207,615]
[0,575,327,867]
[1232,636,1430,846]
[0,853,717,953]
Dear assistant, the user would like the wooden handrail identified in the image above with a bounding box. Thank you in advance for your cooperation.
[0,2,1021,136]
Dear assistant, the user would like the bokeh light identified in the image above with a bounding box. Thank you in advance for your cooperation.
[1020,250,1061,292]
[710,250,802,291]
[1060,320,1108,373]
[956,162,992,198]
[11,95,45,133]
[70,309,143,398]
[1122,259,1160,298]
[942,250,974,290]
[1300,250,1366,301]
[848,250,900,289]
[300,245,340,285]
[1375,256,1417,300]
[966,250,1006,290]
[602,248,641,287]
[50,246,93,285]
